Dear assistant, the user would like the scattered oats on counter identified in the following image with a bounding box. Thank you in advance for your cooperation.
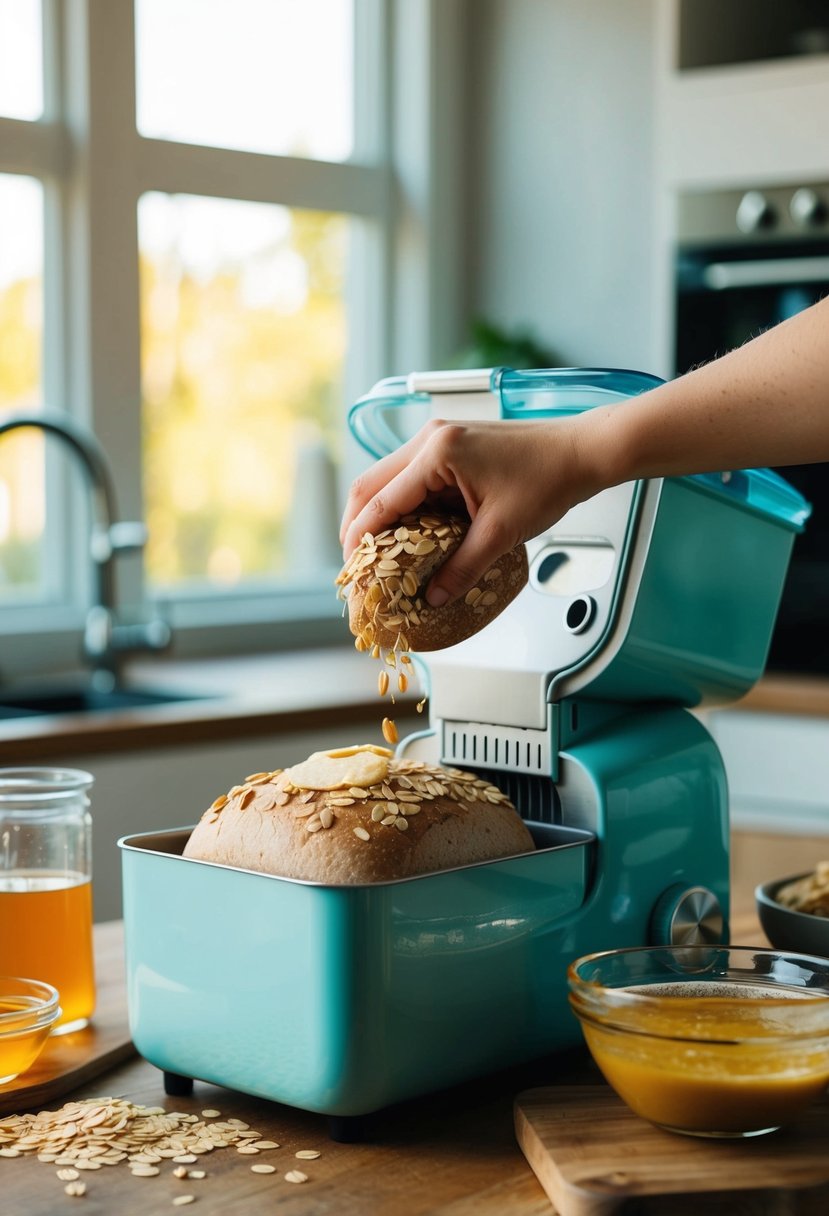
[0,1096,321,1199]
[0,1097,267,1169]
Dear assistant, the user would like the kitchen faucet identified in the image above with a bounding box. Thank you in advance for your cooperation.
[0,410,171,689]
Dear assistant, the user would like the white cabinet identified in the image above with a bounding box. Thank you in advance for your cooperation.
[660,59,829,188]
[657,2,829,187]
[706,705,829,898]
[703,708,829,834]
[67,724,350,923]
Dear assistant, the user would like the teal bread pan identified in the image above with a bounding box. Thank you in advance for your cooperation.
[120,823,594,1119]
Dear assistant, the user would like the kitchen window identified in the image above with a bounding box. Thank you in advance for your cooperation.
[0,172,45,602]
[0,0,450,677]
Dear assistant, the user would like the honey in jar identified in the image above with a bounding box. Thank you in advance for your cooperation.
[0,872,94,1032]
[0,769,96,1033]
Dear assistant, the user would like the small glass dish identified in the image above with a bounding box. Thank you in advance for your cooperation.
[0,977,61,1084]
[568,946,829,1139]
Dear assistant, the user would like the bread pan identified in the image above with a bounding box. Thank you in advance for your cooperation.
[120,822,593,1116]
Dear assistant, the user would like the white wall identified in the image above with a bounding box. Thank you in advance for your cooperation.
[465,0,660,373]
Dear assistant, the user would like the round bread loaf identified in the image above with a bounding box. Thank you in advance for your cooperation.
[182,744,535,884]
[336,510,528,653]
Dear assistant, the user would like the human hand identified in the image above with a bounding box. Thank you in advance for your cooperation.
[340,417,594,606]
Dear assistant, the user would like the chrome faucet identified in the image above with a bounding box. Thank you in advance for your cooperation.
[0,410,171,689]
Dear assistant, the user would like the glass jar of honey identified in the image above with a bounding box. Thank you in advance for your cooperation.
[0,768,95,1034]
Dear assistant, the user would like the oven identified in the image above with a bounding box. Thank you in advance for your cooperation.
[674,181,829,675]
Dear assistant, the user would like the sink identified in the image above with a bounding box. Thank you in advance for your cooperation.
[0,686,210,720]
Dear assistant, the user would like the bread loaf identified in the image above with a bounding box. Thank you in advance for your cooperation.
[336,510,528,654]
[183,744,535,884]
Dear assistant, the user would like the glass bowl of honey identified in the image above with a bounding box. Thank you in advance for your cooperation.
[0,977,61,1084]
[568,946,829,1138]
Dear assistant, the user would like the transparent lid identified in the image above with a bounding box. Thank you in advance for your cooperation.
[348,367,811,531]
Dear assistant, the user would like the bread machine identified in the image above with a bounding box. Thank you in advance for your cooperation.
[119,367,809,1136]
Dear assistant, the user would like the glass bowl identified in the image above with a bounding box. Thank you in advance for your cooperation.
[0,977,61,1084]
[568,946,829,1138]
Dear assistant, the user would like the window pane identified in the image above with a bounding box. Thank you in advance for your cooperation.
[0,0,42,121]
[0,174,44,599]
[135,0,353,162]
[139,192,349,590]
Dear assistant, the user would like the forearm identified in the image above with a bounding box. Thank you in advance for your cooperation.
[340,298,829,603]
[577,295,829,490]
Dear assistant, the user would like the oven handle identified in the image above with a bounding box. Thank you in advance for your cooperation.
[703,256,829,290]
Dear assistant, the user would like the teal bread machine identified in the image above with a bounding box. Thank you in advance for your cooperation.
[120,367,809,1135]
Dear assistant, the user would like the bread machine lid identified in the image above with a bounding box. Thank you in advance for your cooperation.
[348,367,811,533]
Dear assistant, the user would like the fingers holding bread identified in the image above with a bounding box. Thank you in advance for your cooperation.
[337,509,528,654]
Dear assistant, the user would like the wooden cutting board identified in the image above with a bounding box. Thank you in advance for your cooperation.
[515,1085,829,1216]
[0,921,135,1116]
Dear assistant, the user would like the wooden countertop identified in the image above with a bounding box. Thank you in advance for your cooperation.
[732,672,829,718]
[3,901,771,1216]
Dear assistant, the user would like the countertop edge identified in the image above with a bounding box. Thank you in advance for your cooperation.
[727,674,829,718]
[3,653,829,765]
[0,700,420,761]
[0,647,423,761]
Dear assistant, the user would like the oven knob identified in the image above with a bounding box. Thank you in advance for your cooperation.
[736,190,776,234]
[790,187,827,228]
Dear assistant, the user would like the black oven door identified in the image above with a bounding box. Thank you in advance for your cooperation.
[676,238,829,369]
[675,240,829,675]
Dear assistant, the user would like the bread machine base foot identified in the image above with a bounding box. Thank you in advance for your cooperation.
[163,1070,194,1097]
[328,1113,379,1143]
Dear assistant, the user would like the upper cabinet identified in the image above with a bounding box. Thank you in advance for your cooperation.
[677,0,829,72]
[657,0,829,187]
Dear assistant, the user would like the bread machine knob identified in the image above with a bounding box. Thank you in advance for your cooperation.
[649,884,724,946]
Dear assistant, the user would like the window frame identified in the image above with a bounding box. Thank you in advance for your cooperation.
[0,0,466,679]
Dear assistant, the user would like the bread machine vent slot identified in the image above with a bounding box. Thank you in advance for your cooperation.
[470,768,561,826]
[442,720,551,776]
